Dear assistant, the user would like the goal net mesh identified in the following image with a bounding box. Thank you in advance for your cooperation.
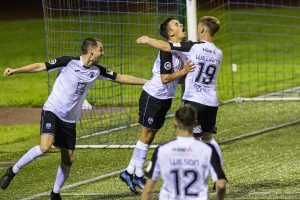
[42,0,300,147]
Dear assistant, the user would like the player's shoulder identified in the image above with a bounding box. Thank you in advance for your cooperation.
[158,138,177,148]
[192,140,214,152]
[57,56,80,62]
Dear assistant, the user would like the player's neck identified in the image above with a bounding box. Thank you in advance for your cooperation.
[176,130,193,137]
[200,35,213,43]
[170,37,182,43]
[82,54,94,67]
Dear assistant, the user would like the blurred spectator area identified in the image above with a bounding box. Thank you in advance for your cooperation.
[0,0,43,20]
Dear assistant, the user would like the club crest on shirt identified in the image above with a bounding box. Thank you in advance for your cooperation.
[49,59,57,64]
[164,62,171,70]
[148,117,153,124]
[89,72,95,78]
[46,123,52,129]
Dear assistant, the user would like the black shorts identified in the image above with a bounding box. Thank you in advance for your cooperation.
[184,101,218,135]
[138,90,172,130]
[40,110,76,150]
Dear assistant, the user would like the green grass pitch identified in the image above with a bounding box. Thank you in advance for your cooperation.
[0,6,300,199]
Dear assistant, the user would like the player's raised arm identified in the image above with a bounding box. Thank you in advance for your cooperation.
[3,63,46,77]
[114,74,148,85]
[136,36,171,52]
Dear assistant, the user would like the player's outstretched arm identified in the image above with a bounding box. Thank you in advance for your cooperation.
[136,36,171,52]
[141,179,156,200]
[114,74,148,85]
[3,63,46,77]
[161,60,195,84]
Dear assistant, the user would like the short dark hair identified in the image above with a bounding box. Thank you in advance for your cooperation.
[175,105,197,131]
[81,38,101,54]
[160,17,176,40]
[199,16,220,36]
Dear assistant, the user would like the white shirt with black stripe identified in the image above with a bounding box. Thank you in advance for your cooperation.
[43,56,117,123]
[143,49,184,99]
[147,136,226,200]
[170,41,223,107]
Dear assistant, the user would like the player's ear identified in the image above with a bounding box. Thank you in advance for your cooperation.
[168,30,175,38]
[200,27,204,33]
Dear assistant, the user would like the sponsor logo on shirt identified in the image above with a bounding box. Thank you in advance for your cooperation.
[49,59,57,64]
[172,146,193,153]
[75,69,80,72]
[164,62,171,70]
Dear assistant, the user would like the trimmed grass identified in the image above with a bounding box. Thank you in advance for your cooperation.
[0,101,299,199]
[0,5,300,200]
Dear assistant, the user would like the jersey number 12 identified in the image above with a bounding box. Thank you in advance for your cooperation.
[170,169,198,197]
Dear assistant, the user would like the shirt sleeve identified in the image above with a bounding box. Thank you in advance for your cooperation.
[95,64,117,81]
[207,144,227,182]
[45,56,75,71]
[170,41,204,52]
[160,50,173,74]
[145,146,161,181]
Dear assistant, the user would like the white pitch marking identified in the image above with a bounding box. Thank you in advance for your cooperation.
[21,169,123,200]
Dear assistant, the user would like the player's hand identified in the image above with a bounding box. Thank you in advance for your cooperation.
[182,60,195,74]
[136,36,151,44]
[3,68,15,77]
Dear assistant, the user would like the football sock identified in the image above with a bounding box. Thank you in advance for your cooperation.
[12,145,43,173]
[53,163,71,193]
[126,140,149,177]
[204,139,223,164]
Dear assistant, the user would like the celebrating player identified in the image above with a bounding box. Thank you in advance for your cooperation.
[137,16,223,164]
[0,38,147,200]
[141,106,227,200]
[120,17,195,194]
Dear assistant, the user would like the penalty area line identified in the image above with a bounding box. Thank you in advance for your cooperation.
[21,169,124,200]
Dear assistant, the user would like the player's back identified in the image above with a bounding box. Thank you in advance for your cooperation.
[157,137,213,200]
[170,41,222,106]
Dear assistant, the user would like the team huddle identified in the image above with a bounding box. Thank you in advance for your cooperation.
[1,16,227,200]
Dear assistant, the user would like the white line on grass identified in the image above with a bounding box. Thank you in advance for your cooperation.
[22,119,300,199]
[21,169,123,200]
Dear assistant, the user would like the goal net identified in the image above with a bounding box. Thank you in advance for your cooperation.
[210,0,300,102]
[199,0,300,142]
[42,0,186,147]
[42,0,300,148]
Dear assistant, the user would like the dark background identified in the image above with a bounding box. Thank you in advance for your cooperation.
[0,0,43,20]
[1,0,299,20]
